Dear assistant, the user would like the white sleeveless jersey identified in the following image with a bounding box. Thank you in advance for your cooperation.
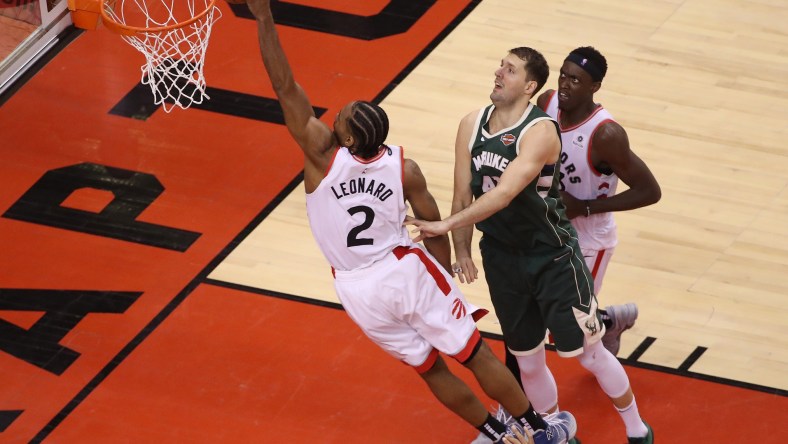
[544,92,619,250]
[306,145,413,271]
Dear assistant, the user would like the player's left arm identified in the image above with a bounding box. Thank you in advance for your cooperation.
[403,158,452,273]
[584,121,661,215]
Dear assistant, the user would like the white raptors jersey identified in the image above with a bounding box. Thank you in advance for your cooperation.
[306,145,413,271]
[544,92,619,250]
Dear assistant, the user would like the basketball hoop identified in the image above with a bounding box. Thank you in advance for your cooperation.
[70,0,222,112]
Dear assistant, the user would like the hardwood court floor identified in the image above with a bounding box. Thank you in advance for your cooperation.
[1,0,787,443]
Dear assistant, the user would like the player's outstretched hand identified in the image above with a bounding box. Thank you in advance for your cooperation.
[403,216,450,243]
[502,425,534,444]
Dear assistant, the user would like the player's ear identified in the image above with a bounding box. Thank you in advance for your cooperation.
[591,81,602,94]
[524,79,538,96]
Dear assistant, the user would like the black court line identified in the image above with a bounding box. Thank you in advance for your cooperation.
[202,281,788,398]
[30,1,483,440]
[626,336,656,361]
[678,346,707,371]
[0,410,23,433]
[205,278,344,311]
[31,173,305,442]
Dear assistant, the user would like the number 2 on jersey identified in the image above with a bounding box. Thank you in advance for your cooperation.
[347,205,374,247]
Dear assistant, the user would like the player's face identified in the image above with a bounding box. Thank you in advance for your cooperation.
[557,60,598,112]
[491,53,534,103]
[333,102,355,148]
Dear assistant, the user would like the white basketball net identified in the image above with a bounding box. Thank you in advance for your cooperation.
[103,0,222,112]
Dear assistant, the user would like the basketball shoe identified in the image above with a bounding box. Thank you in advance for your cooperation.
[531,410,576,444]
[473,407,576,444]
[627,421,653,444]
[601,303,638,356]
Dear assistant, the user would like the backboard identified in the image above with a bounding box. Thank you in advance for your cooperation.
[0,0,73,97]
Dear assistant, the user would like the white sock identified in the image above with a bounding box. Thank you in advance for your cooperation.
[616,397,648,438]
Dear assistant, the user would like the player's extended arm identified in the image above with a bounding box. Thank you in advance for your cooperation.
[403,158,452,274]
[408,120,560,240]
[247,0,333,170]
[584,121,661,215]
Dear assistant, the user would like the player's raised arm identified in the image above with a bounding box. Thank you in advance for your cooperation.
[247,0,333,168]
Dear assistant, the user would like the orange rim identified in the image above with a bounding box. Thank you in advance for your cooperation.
[100,0,217,36]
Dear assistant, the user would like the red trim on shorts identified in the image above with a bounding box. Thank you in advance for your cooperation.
[413,348,439,374]
[392,246,451,296]
[471,308,489,322]
[590,249,606,278]
[452,329,481,364]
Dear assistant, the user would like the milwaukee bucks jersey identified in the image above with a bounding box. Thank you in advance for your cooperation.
[468,103,575,249]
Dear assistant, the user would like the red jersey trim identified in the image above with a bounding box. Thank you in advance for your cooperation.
[351,145,388,164]
[558,104,605,132]
[399,146,405,185]
[541,90,557,112]
[324,147,341,176]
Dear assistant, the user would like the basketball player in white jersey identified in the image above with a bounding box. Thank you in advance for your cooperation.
[245,0,576,442]
[537,46,661,358]
[494,46,657,444]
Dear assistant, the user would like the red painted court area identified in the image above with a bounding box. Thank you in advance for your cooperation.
[0,0,786,442]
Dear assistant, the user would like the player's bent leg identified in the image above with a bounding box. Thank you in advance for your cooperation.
[462,340,529,417]
[461,341,577,443]
[419,354,489,425]
[419,354,515,442]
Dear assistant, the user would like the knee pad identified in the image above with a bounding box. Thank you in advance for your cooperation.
[514,350,546,376]
[576,345,604,372]
[576,340,630,398]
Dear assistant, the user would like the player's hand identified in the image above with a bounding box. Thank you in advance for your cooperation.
[403,216,450,243]
[451,256,478,283]
[502,425,534,444]
[560,190,585,219]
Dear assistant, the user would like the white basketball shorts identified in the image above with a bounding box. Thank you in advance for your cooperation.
[333,244,487,373]
[581,246,615,296]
